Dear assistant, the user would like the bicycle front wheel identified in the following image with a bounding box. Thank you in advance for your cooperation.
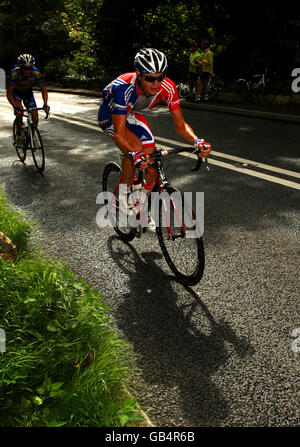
[156,186,204,286]
[13,119,26,162]
[30,126,45,172]
[102,162,136,242]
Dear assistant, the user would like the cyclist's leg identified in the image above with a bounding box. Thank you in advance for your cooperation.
[12,91,24,135]
[117,126,143,186]
[98,107,141,186]
[23,91,38,126]
[98,109,156,185]
[125,113,157,186]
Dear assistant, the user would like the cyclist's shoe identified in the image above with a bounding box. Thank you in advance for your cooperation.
[147,213,156,233]
[16,131,25,146]
[118,194,129,215]
[118,193,134,215]
[204,95,209,101]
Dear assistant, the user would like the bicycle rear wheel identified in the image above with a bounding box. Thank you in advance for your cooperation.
[30,126,45,172]
[102,162,136,242]
[13,119,26,162]
[230,79,248,95]
[156,186,204,286]
[177,83,190,99]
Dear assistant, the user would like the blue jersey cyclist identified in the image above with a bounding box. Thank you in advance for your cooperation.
[98,48,211,189]
[6,54,50,145]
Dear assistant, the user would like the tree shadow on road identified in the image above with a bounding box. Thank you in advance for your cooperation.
[107,235,254,426]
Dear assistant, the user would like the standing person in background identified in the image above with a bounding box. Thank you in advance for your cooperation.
[188,41,202,100]
[196,40,214,102]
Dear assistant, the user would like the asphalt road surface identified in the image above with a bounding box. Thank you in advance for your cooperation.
[0,91,299,427]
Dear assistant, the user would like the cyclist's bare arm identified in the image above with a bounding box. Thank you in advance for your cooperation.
[171,108,211,157]
[39,82,49,109]
[171,108,198,144]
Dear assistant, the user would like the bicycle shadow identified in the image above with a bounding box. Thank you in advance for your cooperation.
[107,235,254,426]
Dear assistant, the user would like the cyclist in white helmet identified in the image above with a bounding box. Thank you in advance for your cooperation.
[98,47,211,188]
[7,54,50,145]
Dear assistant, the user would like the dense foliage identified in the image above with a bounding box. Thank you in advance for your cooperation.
[0,0,299,85]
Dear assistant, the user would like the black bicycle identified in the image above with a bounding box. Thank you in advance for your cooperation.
[231,68,278,104]
[177,74,224,101]
[13,107,49,172]
[102,147,208,286]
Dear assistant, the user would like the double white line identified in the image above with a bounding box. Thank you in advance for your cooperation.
[1,99,299,191]
[50,114,300,191]
[154,136,300,191]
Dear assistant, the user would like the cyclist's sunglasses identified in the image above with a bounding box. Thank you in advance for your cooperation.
[141,74,165,83]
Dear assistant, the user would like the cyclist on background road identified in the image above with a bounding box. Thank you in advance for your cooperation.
[98,48,211,190]
[196,40,214,102]
[6,54,50,145]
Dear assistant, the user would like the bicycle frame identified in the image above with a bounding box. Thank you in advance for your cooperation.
[22,107,48,144]
[235,69,267,92]
[109,147,206,230]
[102,146,207,284]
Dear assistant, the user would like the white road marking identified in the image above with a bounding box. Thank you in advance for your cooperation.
[1,100,299,189]
[33,114,300,190]
[154,135,300,179]
[178,151,300,190]
[51,113,102,131]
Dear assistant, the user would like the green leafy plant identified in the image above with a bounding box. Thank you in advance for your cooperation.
[0,189,143,427]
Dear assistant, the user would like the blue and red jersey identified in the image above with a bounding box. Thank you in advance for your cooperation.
[100,72,180,118]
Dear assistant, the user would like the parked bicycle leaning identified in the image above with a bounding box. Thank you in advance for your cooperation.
[177,74,223,101]
[230,67,278,104]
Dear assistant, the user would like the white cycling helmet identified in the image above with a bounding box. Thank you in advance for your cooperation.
[17,53,35,67]
[134,48,168,74]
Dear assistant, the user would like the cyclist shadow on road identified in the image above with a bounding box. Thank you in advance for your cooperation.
[107,235,254,426]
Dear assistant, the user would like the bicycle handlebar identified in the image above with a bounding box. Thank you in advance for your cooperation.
[20,107,50,120]
[150,147,209,171]
[133,146,209,183]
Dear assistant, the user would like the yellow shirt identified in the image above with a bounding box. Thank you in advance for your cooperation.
[189,50,202,73]
[201,49,213,74]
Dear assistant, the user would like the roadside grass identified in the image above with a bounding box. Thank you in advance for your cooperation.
[0,188,143,427]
